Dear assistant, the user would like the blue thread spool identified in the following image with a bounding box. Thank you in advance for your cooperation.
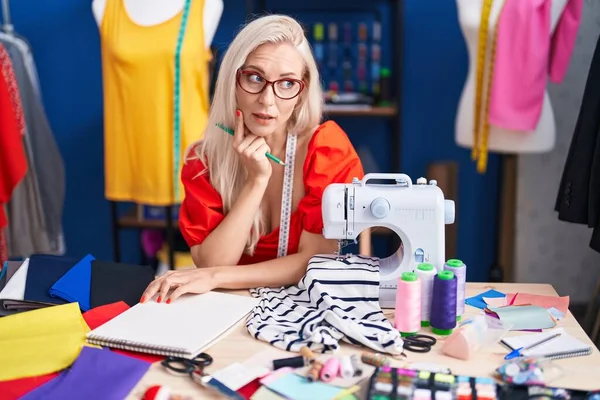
[430,270,457,336]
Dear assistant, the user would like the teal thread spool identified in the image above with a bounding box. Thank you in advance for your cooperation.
[443,259,466,321]
[415,263,436,327]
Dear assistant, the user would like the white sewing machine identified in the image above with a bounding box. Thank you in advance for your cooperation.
[322,173,455,308]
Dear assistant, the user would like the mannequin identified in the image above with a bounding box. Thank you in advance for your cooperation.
[92,0,223,49]
[455,0,569,155]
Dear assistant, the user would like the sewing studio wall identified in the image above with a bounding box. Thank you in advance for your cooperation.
[515,0,600,305]
[1,0,499,282]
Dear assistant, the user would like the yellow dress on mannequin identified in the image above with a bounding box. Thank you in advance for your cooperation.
[99,0,210,205]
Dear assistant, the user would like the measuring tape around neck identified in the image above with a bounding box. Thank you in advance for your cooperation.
[172,0,192,202]
[277,133,297,258]
[472,0,504,174]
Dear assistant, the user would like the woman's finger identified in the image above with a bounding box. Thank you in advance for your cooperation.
[157,274,187,303]
[251,143,271,161]
[243,137,267,157]
[233,109,245,147]
[140,278,164,303]
[167,283,195,303]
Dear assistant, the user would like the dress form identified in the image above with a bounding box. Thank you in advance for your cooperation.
[92,0,223,49]
[455,0,569,154]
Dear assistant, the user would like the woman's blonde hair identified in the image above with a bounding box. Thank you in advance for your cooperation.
[190,14,324,255]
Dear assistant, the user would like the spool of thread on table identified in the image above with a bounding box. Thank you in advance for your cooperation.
[361,352,389,367]
[444,259,467,320]
[350,354,363,376]
[395,271,421,336]
[430,270,457,336]
[415,262,436,327]
[306,359,323,382]
[339,355,354,378]
[320,357,340,382]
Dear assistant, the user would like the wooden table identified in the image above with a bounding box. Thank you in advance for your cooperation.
[127,283,600,399]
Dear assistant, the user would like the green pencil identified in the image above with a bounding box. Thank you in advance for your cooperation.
[216,123,285,165]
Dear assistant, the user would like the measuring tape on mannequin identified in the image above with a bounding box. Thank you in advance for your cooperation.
[472,0,504,174]
[172,0,192,201]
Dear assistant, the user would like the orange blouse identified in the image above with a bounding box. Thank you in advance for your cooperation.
[178,121,364,265]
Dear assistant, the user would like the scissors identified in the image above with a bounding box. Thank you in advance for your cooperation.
[402,334,437,353]
[161,353,244,400]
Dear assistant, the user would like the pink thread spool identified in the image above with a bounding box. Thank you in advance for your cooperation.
[395,272,421,336]
[320,357,340,382]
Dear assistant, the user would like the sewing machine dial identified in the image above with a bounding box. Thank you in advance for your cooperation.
[370,197,390,219]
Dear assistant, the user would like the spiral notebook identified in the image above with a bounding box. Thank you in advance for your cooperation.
[86,291,259,358]
[500,328,593,360]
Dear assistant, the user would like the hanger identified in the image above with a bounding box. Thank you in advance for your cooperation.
[2,0,13,35]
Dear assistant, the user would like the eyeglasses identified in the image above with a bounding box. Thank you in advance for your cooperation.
[236,69,305,100]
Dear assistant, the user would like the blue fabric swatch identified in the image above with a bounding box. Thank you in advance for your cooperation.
[464,289,506,310]
[23,254,78,305]
[49,254,95,311]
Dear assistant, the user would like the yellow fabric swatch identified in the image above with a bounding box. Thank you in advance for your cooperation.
[0,302,90,380]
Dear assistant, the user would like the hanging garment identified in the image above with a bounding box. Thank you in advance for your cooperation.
[99,0,212,205]
[489,0,583,131]
[0,32,42,101]
[246,254,404,355]
[0,34,65,256]
[0,44,27,233]
[555,34,600,253]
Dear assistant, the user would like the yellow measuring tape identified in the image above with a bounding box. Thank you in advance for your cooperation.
[472,0,504,173]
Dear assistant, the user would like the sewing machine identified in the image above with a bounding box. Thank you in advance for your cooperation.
[322,173,455,308]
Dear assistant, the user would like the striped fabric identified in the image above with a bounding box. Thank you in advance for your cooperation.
[246,254,404,355]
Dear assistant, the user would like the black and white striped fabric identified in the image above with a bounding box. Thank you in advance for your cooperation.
[246,254,404,355]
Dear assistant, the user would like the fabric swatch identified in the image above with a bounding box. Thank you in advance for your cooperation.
[262,371,343,400]
[20,347,151,400]
[0,372,59,400]
[505,292,570,314]
[488,305,557,330]
[90,260,155,308]
[465,289,506,310]
[24,254,78,304]
[0,302,89,380]
[0,258,30,301]
[49,254,95,311]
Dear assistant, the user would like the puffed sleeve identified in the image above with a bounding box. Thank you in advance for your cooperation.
[178,156,225,247]
[298,121,364,234]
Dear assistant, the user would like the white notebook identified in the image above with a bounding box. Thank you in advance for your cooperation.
[86,291,260,358]
[501,328,593,360]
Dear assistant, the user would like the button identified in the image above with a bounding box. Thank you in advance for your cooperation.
[416,177,427,185]
[414,248,424,263]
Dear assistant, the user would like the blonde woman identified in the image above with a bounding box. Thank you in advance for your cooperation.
[141,15,364,304]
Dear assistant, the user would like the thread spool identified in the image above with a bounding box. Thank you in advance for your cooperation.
[306,359,323,382]
[300,346,316,364]
[444,259,467,320]
[361,352,389,367]
[395,271,421,336]
[339,355,354,378]
[320,357,340,382]
[350,354,363,376]
[430,270,457,336]
[415,263,436,327]
[273,356,305,370]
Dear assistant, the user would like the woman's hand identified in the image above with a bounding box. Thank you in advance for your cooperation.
[140,268,218,304]
[233,110,272,182]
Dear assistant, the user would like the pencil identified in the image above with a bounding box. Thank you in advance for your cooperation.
[215,123,285,165]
